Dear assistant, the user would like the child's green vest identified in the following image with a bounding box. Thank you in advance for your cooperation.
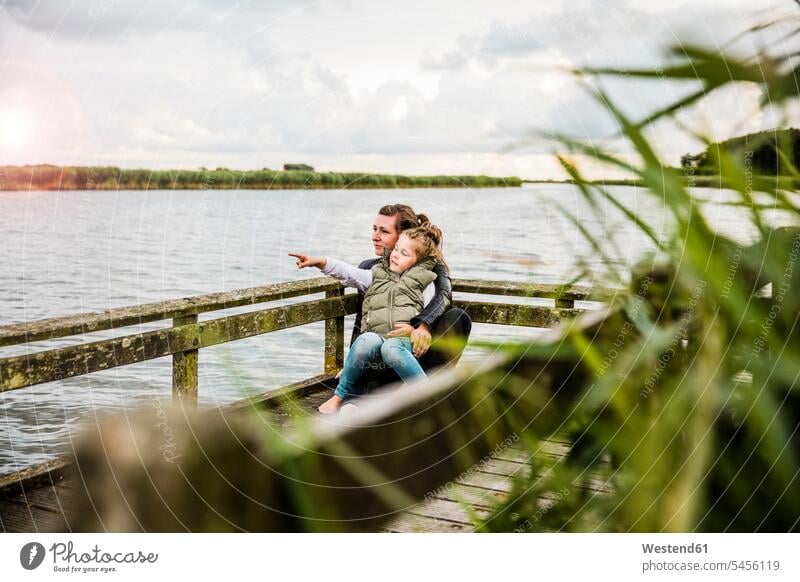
[361,255,437,336]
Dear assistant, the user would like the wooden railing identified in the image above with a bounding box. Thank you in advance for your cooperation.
[0,277,622,404]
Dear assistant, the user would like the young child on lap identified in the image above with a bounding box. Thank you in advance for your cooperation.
[290,224,447,414]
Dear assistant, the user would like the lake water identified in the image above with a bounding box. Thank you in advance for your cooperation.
[0,184,788,473]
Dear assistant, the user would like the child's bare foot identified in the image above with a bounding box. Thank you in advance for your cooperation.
[318,395,344,415]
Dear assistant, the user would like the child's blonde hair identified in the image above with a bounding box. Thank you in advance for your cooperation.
[402,223,449,272]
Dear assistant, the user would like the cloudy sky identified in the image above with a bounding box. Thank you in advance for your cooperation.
[0,0,795,178]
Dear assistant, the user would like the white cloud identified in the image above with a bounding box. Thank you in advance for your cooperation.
[0,0,794,179]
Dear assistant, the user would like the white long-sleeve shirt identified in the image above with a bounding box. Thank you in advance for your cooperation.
[322,257,434,307]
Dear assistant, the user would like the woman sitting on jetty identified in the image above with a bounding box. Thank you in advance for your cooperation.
[346,205,471,388]
[290,223,448,413]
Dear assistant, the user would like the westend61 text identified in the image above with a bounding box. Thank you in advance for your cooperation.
[49,542,159,564]
[642,543,708,554]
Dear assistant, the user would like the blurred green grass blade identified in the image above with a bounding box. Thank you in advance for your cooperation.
[596,184,665,250]
[556,203,623,281]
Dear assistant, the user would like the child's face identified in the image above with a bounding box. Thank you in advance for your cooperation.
[389,234,419,273]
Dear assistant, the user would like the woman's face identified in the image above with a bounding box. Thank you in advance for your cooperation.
[372,214,400,256]
[389,234,418,273]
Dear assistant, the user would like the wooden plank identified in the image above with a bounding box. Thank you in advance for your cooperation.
[0,484,70,533]
[453,465,540,494]
[0,501,65,533]
[0,277,343,348]
[0,503,38,533]
[476,457,612,494]
[0,277,615,349]
[493,440,570,463]
[475,458,530,477]
[407,497,490,524]
[429,482,508,509]
[227,376,336,429]
[453,279,623,302]
[384,511,474,533]
[454,300,583,328]
[6,484,72,515]
[0,295,358,392]
[0,457,70,498]
[225,373,337,412]
[260,391,331,429]
[198,294,358,349]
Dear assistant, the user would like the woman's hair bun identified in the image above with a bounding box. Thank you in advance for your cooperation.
[401,219,449,271]
[414,222,442,246]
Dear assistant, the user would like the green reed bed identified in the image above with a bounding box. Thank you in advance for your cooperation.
[0,165,521,191]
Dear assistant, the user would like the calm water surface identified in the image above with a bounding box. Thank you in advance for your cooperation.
[0,184,788,472]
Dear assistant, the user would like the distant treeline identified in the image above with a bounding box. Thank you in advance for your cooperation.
[0,165,521,191]
[681,128,800,176]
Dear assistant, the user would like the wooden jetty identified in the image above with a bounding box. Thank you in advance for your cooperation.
[0,276,625,532]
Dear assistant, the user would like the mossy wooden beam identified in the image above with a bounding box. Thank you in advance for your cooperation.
[0,295,359,393]
[453,279,622,302]
[0,277,620,349]
[0,277,342,348]
[0,458,71,500]
[455,301,583,327]
[224,373,336,413]
[0,297,582,393]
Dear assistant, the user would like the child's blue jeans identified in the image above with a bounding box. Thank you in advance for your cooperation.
[334,332,426,399]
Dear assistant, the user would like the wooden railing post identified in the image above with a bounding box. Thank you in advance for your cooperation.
[173,314,198,406]
[324,286,345,374]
